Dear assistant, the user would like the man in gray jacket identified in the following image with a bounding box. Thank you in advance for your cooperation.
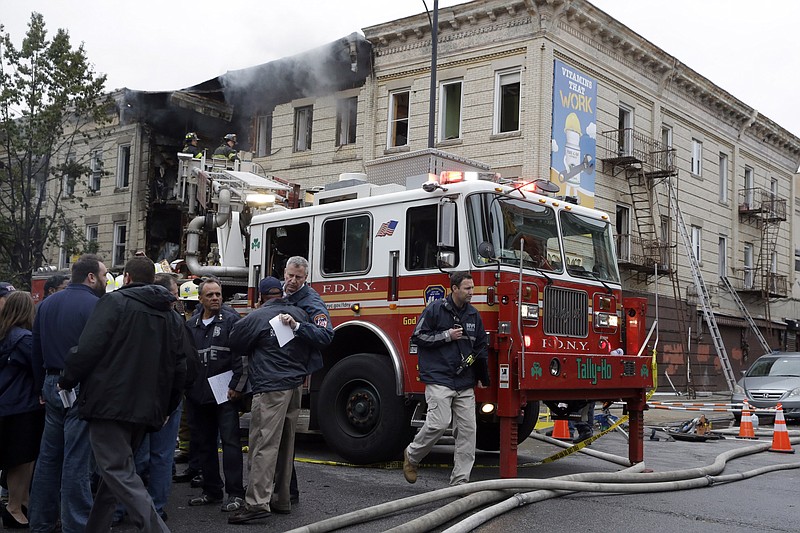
[226,277,310,524]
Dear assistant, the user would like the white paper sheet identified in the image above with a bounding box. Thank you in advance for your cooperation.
[208,370,234,405]
[269,314,296,347]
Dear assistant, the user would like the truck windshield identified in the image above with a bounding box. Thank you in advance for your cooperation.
[560,210,620,283]
[466,193,562,272]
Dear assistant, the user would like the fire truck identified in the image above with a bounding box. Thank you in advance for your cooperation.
[180,150,653,477]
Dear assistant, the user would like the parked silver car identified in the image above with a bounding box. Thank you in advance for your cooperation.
[731,352,800,423]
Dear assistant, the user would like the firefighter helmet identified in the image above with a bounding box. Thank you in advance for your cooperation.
[224,133,237,143]
[105,272,118,293]
[179,280,199,300]
[185,132,199,142]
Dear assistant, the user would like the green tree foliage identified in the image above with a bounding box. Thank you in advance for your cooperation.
[0,13,110,288]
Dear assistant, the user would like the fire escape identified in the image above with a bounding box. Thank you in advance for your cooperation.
[735,186,788,324]
[599,128,698,392]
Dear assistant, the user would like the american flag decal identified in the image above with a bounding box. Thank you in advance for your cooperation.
[376,220,398,237]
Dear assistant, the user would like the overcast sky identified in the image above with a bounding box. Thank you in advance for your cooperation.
[2,0,798,138]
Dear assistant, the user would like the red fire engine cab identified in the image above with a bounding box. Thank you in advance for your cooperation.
[247,168,652,476]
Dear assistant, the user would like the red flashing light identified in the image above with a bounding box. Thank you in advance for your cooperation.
[439,171,465,184]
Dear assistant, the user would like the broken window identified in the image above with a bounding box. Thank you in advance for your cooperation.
[117,144,130,188]
[293,106,313,152]
[336,97,358,146]
[90,149,103,192]
[494,69,520,134]
[256,115,272,157]
[439,79,462,141]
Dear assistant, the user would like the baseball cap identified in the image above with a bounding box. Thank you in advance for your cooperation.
[259,277,283,295]
[0,282,16,298]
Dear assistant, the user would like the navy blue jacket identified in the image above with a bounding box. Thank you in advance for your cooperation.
[412,295,489,391]
[186,306,246,404]
[285,284,332,374]
[229,299,310,393]
[0,327,43,416]
[32,283,100,391]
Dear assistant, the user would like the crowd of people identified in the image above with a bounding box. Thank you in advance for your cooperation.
[0,253,333,531]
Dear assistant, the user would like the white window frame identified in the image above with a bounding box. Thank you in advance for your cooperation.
[113,222,127,268]
[691,138,702,176]
[718,236,727,279]
[86,224,99,253]
[718,152,728,203]
[116,144,131,188]
[691,225,702,264]
[438,79,463,141]
[744,166,754,207]
[743,242,754,289]
[387,89,410,148]
[335,97,358,147]
[618,105,633,156]
[493,69,521,134]
[59,227,72,269]
[661,125,673,167]
[615,204,631,262]
[293,105,313,152]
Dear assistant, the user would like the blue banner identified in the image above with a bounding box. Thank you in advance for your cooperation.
[550,60,597,208]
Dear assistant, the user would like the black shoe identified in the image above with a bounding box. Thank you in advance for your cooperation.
[576,432,593,443]
[188,493,223,507]
[173,468,200,483]
[159,510,168,522]
[228,507,270,524]
[290,494,299,505]
[190,474,204,488]
[1,506,29,529]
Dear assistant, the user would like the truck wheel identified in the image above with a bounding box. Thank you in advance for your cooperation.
[475,401,540,451]
[318,353,412,464]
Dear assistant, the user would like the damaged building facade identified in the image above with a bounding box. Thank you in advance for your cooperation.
[35,0,800,391]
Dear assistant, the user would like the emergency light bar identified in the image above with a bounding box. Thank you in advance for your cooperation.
[433,170,501,185]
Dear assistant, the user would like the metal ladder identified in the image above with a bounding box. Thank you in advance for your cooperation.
[719,275,772,355]
[665,178,737,392]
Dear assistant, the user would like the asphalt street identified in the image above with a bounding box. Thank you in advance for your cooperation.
[109,397,800,533]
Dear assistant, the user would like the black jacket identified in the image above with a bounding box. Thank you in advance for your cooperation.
[186,306,246,404]
[285,284,333,375]
[60,283,188,431]
[412,295,489,391]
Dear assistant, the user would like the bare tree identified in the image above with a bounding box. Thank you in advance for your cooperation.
[0,12,111,288]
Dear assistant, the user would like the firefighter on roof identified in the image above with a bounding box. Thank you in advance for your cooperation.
[213,134,239,162]
[183,132,202,158]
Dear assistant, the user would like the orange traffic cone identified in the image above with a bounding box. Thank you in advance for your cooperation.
[769,403,794,453]
[737,400,756,439]
[552,419,572,441]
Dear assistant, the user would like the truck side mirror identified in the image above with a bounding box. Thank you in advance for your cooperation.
[477,241,496,259]
[437,199,456,249]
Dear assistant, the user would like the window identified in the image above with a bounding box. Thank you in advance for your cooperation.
[59,227,73,269]
[335,97,357,147]
[494,70,520,133]
[406,205,439,270]
[744,166,754,207]
[661,125,673,167]
[322,215,371,274]
[691,139,702,176]
[89,149,103,192]
[795,248,800,273]
[718,236,728,279]
[293,106,313,152]
[85,224,99,254]
[618,106,633,156]
[113,222,127,267]
[439,79,463,141]
[743,242,754,289]
[62,152,76,198]
[117,144,130,188]
[388,90,410,147]
[718,153,728,203]
[255,115,272,157]
[660,216,671,267]
[265,222,310,280]
[615,205,630,261]
[690,225,702,263]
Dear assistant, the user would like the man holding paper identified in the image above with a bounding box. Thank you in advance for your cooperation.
[226,277,310,524]
[185,278,247,512]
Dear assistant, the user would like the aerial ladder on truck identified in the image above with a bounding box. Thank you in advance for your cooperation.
[176,152,296,285]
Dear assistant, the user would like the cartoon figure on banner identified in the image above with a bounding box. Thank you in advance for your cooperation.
[550,112,595,201]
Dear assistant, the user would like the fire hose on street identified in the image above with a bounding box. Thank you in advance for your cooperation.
[284,436,800,533]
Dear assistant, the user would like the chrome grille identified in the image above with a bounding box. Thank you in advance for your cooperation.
[543,286,588,337]
[749,391,784,401]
